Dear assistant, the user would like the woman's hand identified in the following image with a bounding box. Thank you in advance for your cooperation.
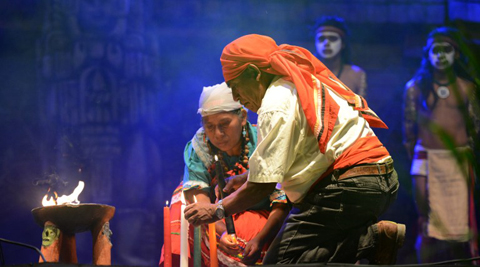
[242,236,263,265]
[218,232,241,256]
[215,171,248,198]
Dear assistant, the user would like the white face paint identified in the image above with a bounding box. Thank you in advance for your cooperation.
[428,42,455,70]
[315,31,342,59]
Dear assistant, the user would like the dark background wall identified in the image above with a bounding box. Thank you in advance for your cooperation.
[0,0,479,266]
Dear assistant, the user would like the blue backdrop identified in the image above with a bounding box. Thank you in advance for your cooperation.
[0,1,479,266]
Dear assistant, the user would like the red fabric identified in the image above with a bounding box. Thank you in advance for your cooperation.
[220,34,387,154]
[331,136,390,170]
[159,202,271,267]
[307,136,390,193]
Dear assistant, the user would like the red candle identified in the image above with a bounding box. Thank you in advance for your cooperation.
[164,201,172,267]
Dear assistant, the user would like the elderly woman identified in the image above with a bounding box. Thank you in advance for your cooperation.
[159,82,289,267]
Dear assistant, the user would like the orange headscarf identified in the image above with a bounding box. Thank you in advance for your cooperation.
[221,34,387,153]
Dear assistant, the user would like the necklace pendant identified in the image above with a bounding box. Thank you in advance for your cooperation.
[436,86,450,99]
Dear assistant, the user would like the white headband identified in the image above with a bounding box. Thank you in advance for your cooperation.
[197,82,242,117]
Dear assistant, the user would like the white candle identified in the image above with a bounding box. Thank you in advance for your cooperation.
[180,192,189,267]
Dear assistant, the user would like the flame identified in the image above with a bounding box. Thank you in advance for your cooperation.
[42,181,85,207]
[42,195,56,206]
[230,234,238,244]
[180,192,186,205]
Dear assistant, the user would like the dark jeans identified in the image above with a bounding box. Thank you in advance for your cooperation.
[263,168,399,264]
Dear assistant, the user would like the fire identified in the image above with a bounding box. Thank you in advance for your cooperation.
[41,189,58,206]
[180,192,186,205]
[42,181,85,206]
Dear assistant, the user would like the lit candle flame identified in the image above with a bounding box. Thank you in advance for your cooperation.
[193,195,197,203]
[166,200,169,206]
[231,234,238,244]
[214,155,218,161]
[180,192,186,205]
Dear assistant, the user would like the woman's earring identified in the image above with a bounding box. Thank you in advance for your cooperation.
[242,126,249,165]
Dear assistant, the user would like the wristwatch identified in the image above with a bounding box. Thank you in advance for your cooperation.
[215,199,225,220]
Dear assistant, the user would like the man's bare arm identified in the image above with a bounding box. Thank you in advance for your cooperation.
[184,181,276,226]
[403,82,420,160]
[222,181,277,217]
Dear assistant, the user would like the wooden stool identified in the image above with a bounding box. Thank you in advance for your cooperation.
[32,204,115,265]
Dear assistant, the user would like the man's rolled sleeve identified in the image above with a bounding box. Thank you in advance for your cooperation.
[248,108,297,184]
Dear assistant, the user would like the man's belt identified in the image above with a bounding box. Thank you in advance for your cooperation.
[337,160,394,180]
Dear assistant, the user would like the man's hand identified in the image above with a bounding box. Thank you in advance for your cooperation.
[184,202,218,227]
[223,172,248,195]
[404,141,415,161]
[242,236,263,265]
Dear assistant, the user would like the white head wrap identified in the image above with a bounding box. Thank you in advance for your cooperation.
[197,82,242,117]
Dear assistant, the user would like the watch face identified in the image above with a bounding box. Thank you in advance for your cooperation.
[215,205,225,219]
